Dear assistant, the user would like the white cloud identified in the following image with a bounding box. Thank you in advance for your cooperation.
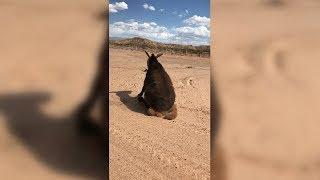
[159,9,164,12]
[109,2,128,13]
[170,36,209,46]
[143,3,155,11]
[171,25,210,45]
[142,4,148,9]
[175,26,210,37]
[184,15,210,27]
[177,9,190,18]
[128,19,135,23]
[110,20,211,46]
[110,21,173,42]
[149,6,155,11]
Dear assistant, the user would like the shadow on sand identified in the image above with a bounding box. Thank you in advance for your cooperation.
[111,91,147,115]
[0,92,104,179]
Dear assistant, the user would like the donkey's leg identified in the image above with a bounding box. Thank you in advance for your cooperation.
[147,108,156,116]
[138,95,151,109]
[138,94,145,102]
[147,108,161,116]
[137,80,147,98]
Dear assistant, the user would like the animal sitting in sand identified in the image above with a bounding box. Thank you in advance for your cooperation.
[137,51,177,120]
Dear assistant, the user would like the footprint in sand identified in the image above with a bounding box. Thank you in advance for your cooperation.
[262,0,287,7]
[235,39,296,83]
[177,76,197,88]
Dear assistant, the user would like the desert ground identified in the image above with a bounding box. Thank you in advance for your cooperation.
[1,0,320,179]
[214,0,320,179]
[0,0,105,179]
[109,48,210,179]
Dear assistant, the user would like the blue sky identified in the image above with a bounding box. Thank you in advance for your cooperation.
[109,0,211,45]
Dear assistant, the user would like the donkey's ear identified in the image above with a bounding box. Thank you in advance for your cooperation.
[145,51,150,58]
[156,53,163,58]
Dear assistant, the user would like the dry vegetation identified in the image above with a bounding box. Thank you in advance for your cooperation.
[110,37,210,57]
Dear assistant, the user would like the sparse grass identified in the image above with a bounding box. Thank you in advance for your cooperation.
[109,37,210,57]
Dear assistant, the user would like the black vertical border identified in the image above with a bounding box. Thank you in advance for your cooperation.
[210,0,223,178]
[104,2,110,179]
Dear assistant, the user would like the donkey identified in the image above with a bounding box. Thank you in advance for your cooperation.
[137,51,177,120]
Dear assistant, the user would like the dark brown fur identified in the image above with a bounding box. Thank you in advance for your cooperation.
[138,51,177,120]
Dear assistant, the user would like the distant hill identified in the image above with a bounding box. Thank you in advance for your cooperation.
[109,37,125,41]
[109,37,210,57]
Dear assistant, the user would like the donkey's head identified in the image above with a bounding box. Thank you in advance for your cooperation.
[145,51,163,68]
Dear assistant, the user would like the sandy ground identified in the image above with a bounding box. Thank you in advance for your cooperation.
[109,48,210,179]
[0,0,105,179]
[2,0,320,179]
[214,0,320,179]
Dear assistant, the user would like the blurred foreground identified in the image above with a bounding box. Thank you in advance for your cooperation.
[0,0,105,179]
[213,0,320,179]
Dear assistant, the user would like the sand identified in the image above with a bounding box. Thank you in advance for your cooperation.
[0,1,211,178]
[0,0,105,179]
[1,0,320,179]
[109,48,210,179]
[214,0,320,179]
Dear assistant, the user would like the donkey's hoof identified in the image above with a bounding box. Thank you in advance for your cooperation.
[147,108,156,116]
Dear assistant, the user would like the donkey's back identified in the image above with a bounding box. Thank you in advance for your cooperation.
[145,64,175,112]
